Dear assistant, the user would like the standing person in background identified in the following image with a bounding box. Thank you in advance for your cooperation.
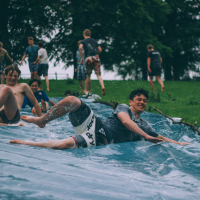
[34,41,49,91]
[75,40,87,94]
[20,37,39,79]
[147,44,165,92]
[79,29,106,96]
[0,42,13,84]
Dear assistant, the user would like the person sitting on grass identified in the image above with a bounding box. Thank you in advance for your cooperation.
[22,78,55,115]
[10,88,190,148]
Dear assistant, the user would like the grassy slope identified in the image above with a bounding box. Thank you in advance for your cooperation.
[18,79,200,125]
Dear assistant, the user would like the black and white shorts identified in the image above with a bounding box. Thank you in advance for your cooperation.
[69,101,107,148]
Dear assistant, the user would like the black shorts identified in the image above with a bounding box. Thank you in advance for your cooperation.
[69,101,107,148]
[38,63,49,77]
[149,67,161,77]
[0,109,20,124]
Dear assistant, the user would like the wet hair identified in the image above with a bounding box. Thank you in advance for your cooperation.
[5,65,21,76]
[0,42,3,47]
[147,44,153,50]
[29,78,42,86]
[28,36,34,41]
[37,41,44,48]
[83,29,91,36]
[129,88,149,100]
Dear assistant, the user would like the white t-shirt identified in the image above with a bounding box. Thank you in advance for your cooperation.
[38,48,48,64]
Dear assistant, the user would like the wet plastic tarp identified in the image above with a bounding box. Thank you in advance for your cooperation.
[0,97,200,200]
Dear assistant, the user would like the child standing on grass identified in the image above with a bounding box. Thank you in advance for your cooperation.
[34,41,49,91]
[75,40,87,94]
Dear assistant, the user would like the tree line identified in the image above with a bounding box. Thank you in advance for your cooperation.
[1,0,200,80]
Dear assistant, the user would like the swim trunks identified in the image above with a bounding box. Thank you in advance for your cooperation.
[29,62,39,72]
[0,60,6,74]
[69,101,107,148]
[37,63,49,77]
[0,109,20,124]
[85,55,101,76]
[148,67,161,76]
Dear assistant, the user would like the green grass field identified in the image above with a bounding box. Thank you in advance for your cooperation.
[18,78,200,126]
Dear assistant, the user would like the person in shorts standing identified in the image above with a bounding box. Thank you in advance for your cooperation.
[75,40,87,94]
[20,37,39,79]
[34,41,49,91]
[0,42,13,84]
[147,44,165,92]
[79,29,106,95]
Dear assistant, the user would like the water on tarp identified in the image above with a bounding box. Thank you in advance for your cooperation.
[0,97,200,200]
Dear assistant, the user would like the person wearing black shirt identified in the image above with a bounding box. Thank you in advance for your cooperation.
[79,29,106,96]
[10,88,190,149]
[147,44,165,92]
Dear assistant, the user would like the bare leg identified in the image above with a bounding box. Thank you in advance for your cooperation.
[10,137,76,149]
[21,96,81,128]
[45,76,49,91]
[31,72,34,79]
[38,76,43,90]
[96,74,105,89]
[84,79,87,92]
[85,76,91,93]
[149,76,155,92]
[78,80,84,91]
[0,85,18,120]
[156,76,165,92]
[33,71,38,79]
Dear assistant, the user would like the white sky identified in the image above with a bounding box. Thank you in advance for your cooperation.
[20,58,122,80]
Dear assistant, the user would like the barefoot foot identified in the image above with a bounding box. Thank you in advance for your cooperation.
[21,115,46,128]
[41,99,47,112]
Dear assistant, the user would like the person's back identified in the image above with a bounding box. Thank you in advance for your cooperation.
[81,38,98,58]
[147,50,161,68]
[38,48,48,64]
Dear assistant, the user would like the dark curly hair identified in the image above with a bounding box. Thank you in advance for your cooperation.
[29,78,42,86]
[129,88,149,100]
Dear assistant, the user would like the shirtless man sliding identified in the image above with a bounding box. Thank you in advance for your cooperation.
[0,65,42,125]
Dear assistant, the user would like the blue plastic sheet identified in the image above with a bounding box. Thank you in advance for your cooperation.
[0,97,200,200]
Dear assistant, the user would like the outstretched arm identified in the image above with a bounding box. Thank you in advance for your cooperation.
[79,44,84,64]
[5,52,13,63]
[147,57,151,73]
[20,54,27,65]
[10,137,75,149]
[34,55,41,64]
[117,112,163,143]
[157,135,190,145]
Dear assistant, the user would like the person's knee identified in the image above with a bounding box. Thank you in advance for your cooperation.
[2,85,13,94]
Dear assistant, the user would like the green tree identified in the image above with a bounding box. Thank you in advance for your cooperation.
[160,0,200,80]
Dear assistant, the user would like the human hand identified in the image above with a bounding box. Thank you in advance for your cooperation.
[81,58,83,64]
[11,59,13,64]
[178,142,191,145]
[19,61,23,66]
[75,69,77,72]
[148,68,152,73]
[145,135,163,143]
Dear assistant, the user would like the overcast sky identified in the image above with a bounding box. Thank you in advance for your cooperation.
[19,58,122,80]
